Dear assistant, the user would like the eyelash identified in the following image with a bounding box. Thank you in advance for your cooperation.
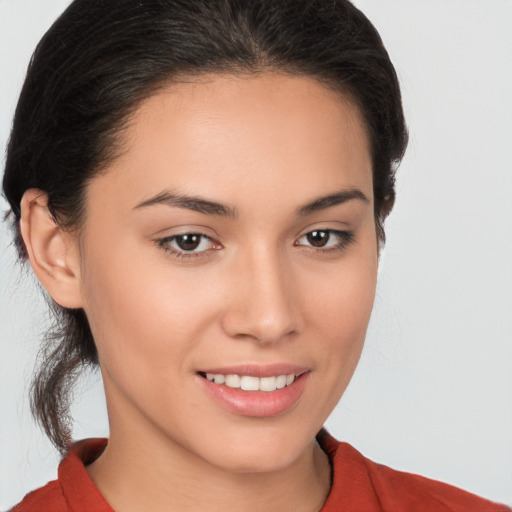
[155,229,354,260]
[295,229,355,253]
[156,233,220,259]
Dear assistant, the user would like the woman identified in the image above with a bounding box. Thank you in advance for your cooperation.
[1,0,510,510]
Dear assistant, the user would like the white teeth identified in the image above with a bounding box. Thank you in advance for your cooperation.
[276,375,287,389]
[213,374,225,384]
[259,376,277,392]
[240,376,260,391]
[225,374,241,388]
[204,372,298,392]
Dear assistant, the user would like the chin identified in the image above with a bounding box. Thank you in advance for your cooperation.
[211,447,306,475]
[190,421,319,474]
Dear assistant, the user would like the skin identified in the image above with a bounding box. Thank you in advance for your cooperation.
[21,73,378,511]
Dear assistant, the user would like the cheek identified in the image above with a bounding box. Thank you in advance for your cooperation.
[305,237,378,388]
[81,222,377,392]
[80,242,218,382]
[314,268,376,370]
[309,239,377,342]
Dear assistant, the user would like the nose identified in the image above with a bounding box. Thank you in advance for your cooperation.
[221,247,302,344]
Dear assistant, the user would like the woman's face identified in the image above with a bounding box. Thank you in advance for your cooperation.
[79,73,377,472]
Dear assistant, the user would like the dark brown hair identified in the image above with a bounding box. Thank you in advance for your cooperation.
[2,0,407,453]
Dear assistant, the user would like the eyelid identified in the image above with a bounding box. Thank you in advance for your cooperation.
[150,223,219,238]
[154,226,354,261]
[295,228,355,251]
[155,232,222,259]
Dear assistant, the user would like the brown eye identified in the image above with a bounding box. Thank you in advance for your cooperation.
[296,229,355,252]
[175,234,202,251]
[158,233,217,257]
[306,230,330,247]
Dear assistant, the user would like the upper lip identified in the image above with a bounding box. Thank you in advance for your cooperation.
[197,363,310,378]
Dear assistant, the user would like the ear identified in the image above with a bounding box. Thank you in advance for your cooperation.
[20,189,84,309]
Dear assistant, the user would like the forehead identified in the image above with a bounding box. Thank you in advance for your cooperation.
[89,72,373,212]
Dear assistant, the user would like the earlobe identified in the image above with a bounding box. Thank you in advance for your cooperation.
[20,189,84,309]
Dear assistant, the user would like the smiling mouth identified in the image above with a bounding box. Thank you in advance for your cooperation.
[198,372,297,392]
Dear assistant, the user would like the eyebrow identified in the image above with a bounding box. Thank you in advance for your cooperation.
[297,189,369,216]
[134,188,368,218]
[134,191,238,218]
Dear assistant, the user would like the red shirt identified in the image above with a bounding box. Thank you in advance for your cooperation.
[11,431,511,511]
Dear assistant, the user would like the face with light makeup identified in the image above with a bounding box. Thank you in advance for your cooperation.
[68,73,378,472]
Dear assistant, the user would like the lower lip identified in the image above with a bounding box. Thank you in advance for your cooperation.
[198,373,310,417]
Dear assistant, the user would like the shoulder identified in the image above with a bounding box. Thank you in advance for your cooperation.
[358,448,509,512]
[318,430,511,512]
[9,439,111,512]
[9,480,67,512]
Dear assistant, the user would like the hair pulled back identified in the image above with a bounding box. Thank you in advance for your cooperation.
[2,0,407,452]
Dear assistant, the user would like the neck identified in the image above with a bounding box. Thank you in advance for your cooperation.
[87,424,331,512]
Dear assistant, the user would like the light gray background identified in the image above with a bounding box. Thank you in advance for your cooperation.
[1,0,511,509]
